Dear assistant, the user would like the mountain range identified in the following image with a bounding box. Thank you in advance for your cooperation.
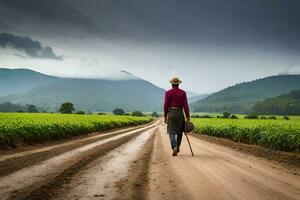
[191,74,300,113]
[1,68,300,114]
[0,68,165,112]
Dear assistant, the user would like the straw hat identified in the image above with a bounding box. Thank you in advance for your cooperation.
[184,121,194,133]
[170,77,182,85]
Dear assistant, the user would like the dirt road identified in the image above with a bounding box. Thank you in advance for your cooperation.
[0,120,299,200]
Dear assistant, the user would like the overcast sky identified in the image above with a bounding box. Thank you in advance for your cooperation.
[0,0,300,94]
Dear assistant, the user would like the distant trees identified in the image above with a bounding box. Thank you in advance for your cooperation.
[59,102,75,114]
[113,108,125,115]
[27,105,39,113]
[0,102,41,113]
[0,102,24,112]
[132,111,144,117]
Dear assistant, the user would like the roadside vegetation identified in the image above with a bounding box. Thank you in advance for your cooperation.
[192,117,300,152]
[0,113,152,149]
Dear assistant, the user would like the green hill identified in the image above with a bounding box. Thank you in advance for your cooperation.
[251,90,300,115]
[0,68,165,112]
[191,75,300,113]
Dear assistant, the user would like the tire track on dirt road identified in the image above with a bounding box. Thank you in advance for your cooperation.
[52,127,157,200]
[0,122,158,200]
[0,122,155,177]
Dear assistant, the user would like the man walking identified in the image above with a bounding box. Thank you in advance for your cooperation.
[164,77,190,156]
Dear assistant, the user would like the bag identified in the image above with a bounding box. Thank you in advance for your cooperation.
[184,121,194,133]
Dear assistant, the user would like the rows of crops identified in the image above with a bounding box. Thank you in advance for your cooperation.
[0,113,152,149]
[192,118,300,152]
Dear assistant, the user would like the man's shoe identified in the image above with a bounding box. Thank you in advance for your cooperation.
[172,147,178,156]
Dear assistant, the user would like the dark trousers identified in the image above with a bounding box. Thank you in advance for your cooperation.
[167,109,184,150]
[169,132,183,150]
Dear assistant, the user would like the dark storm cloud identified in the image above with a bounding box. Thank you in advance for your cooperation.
[88,0,300,51]
[0,0,90,26]
[1,0,300,52]
[0,33,63,60]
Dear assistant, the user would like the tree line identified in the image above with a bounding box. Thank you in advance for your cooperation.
[0,101,160,117]
[0,102,39,113]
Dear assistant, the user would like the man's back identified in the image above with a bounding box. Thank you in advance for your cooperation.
[164,87,190,119]
[165,87,186,107]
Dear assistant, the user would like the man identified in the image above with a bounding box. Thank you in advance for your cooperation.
[164,77,190,156]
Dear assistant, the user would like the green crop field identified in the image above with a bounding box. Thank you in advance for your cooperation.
[0,113,152,149]
[192,118,300,152]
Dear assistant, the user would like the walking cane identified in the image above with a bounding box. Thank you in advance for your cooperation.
[184,132,194,157]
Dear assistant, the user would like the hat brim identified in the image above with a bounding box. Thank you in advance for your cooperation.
[170,80,182,84]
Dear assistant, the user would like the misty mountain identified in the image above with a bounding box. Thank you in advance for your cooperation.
[0,68,61,96]
[0,68,165,112]
[191,74,300,114]
[188,94,210,103]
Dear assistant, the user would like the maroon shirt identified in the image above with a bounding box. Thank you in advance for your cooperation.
[164,87,190,118]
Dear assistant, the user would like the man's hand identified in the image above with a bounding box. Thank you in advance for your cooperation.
[164,117,168,124]
[186,118,190,122]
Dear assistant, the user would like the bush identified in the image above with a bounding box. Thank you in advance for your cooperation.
[283,116,290,120]
[113,108,125,115]
[191,115,200,118]
[124,113,131,116]
[75,111,85,114]
[230,115,238,119]
[132,111,144,117]
[222,112,231,118]
[260,116,267,119]
[244,114,258,119]
[268,116,277,120]
[151,112,160,117]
